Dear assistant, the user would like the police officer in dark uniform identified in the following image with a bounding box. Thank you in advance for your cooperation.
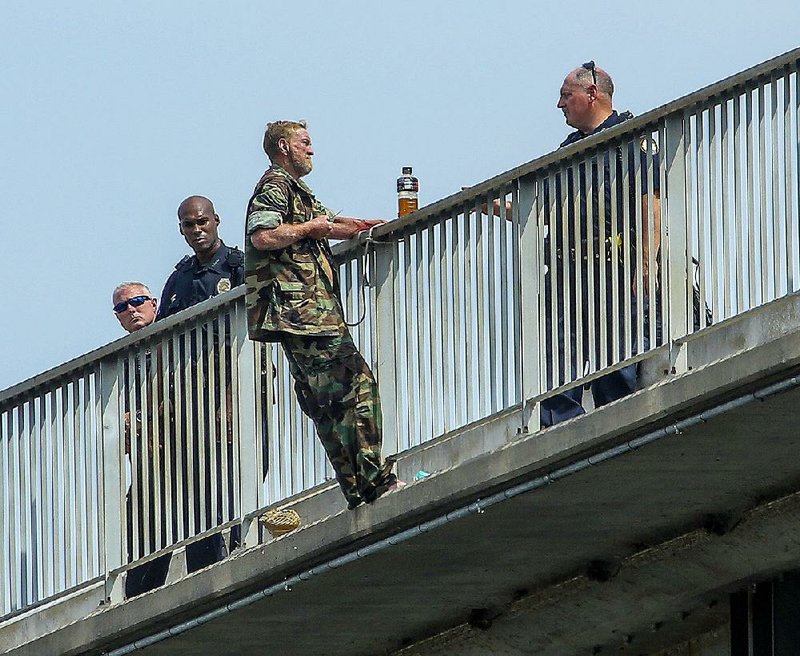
[157,195,244,320]
[156,195,244,573]
[541,62,662,426]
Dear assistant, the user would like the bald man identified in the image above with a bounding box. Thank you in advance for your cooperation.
[155,195,246,567]
[157,195,245,320]
[540,61,661,427]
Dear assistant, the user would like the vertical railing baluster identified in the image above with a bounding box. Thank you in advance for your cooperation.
[771,77,784,298]
[758,84,769,303]
[485,195,498,415]
[733,93,746,313]
[85,372,100,578]
[149,341,163,554]
[783,69,796,293]
[518,174,542,431]
[463,209,476,423]
[595,151,606,370]
[452,209,466,430]
[428,221,445,436]
[37,393,49,602]
[62,384,75,589]
[416,227,432,440]
[746,87,758,308]
[373,235,400,460]
[99,356,124,603]
[695,109,708,330]
[0,411,9,614]
[546,172,559,394]
[441,214,460,432]
[172,333,186,544]
[664,112,691,373]
[721,98,733,316]
[795,68,800,291]
[235,300,260,548]
[474,198,489,417]
[498,190,511,408]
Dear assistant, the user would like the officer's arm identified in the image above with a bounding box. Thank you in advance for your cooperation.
[250,215,333,251]
[640,191,661,292]
[155,274,176,321]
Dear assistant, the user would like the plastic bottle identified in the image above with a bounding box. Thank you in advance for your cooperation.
[397,166,419,217]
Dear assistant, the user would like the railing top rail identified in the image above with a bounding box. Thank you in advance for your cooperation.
[333,46,800,258]
[0,286,247,405]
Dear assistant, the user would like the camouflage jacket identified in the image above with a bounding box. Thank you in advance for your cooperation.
[244,165,343,341]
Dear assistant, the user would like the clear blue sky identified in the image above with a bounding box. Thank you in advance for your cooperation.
[2,0,799,391]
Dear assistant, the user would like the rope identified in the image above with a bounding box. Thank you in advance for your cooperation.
[343,225,392,327]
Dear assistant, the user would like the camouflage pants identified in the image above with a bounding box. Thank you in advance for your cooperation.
[281,330,396,509]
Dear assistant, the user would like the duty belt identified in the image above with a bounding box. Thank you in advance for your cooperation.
[550,233,626,264]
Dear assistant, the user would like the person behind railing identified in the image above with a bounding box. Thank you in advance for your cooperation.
[540,61,662,427]
[153,195,247,571]
[113,281,161,459]
[113,282,158,334]
[244,119,405,510]
[112,282,173,598]
[156,195,245,320]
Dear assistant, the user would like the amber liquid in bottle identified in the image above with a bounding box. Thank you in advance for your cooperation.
[397,166,419,217]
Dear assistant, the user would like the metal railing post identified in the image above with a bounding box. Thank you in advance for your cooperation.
[663,112,691,374]
[234,300,262,548]
[372,240,400,459]
[517,175,542,432]
[98,357,124,603]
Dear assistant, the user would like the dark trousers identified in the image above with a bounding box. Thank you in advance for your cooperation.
[540,264,661,428]
[124,452,229,599]
[280,330,396,510]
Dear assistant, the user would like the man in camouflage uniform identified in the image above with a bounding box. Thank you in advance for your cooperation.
[245,120,402,510]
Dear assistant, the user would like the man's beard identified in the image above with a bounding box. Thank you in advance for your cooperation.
[291,153,313,177]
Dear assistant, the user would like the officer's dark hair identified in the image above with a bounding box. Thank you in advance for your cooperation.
[575,66,614,97]
[263,120,308,160]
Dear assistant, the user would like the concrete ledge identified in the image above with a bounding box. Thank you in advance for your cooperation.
[0,580,105,653]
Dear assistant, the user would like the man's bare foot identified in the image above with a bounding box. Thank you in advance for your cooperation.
[386,480,407,494]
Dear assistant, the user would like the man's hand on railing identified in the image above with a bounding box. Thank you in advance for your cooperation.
[461,187,513,220]
[327,216,387,240]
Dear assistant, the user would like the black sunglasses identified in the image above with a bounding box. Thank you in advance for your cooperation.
[582,60,597,85]
[113,295,152,313]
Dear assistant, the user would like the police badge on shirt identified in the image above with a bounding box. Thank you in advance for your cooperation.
[217,278,232,293]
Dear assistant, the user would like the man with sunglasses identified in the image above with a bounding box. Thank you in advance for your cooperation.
[113,277,238,594]
[541,62,662,426]
[113,282,157,333]
[244,120,403,510]
[112,281,172,597]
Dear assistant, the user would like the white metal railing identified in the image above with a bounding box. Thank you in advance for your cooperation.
[1,46,799,623]
[0,369,102,616]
